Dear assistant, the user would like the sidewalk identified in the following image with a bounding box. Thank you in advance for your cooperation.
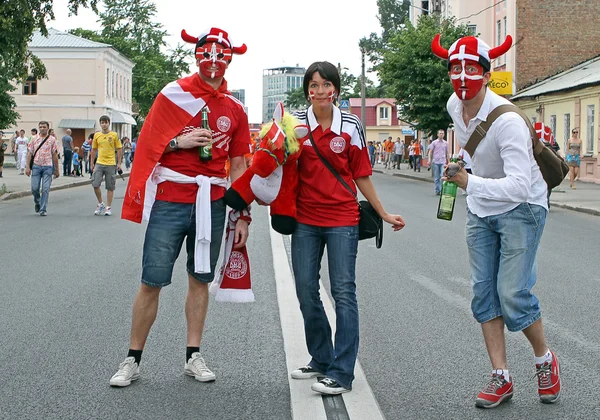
[0,154,131,201]
[372,162,600,217]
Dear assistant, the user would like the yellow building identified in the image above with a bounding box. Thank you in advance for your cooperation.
[512,57,600,184]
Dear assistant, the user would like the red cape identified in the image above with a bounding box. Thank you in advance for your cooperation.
[122,73,229,223]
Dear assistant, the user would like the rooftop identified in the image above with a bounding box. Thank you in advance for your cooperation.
[512,55,600,100]
[349,98,396,107]
[29,28,110,49]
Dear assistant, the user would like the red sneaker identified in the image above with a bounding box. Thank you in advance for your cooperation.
[535,350,561,403]
[475,373,514,408]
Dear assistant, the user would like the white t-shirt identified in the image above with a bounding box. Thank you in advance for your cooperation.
[394,142,404,155]
[447,88,547,217]
[15,137,28,152]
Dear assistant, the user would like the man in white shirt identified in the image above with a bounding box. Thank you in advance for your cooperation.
[432,34,560,409]
[15,129,29,175]
[393,137,404,169]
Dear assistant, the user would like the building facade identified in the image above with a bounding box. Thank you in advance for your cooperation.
[348,98,409,145]
[512,57,600,183]
[262,66,305,123]
[8,28,135,150]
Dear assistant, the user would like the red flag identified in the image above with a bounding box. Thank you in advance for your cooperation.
[266,120,286,149]
[534,122,555,146]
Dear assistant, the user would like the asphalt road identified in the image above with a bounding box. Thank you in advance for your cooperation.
[0,174,599,420]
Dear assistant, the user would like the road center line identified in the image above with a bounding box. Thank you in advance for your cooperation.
[270,225,385,420]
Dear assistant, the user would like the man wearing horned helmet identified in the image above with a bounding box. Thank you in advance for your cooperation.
[110,27,252,387]
[432,34,561,408]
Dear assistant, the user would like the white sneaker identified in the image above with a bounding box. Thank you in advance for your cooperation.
[184,352,216,382]
[109,357,140,387]
[104,206,112,216]
[291,365,321,379]
[94,202,106,215]
[311,377,351,395]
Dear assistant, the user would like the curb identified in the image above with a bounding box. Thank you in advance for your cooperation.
[373,168,600,217]
[0,173,130,201]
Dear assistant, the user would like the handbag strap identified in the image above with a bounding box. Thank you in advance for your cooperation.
[464,104,542,157]
[32,135,51,161]
[307,129,358,203]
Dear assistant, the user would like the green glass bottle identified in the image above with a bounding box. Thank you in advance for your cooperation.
[437,180,458,221]
[199,107,212,161]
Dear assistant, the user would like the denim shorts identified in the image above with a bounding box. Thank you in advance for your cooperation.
[141,199,226,287]
[466,203,547,332]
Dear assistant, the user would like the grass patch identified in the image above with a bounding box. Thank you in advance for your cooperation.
[0,183,6,197]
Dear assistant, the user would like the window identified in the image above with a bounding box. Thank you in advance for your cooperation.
[421,1,429,15]
[587,105,595,153]
[563,113,570,151]
[497,20,501,47]
[106,69,110,96]
[550,115,556,141]
[467,25,477,36]
[23,76,37,95]
[379,106,389,120]
[503,17,507,65]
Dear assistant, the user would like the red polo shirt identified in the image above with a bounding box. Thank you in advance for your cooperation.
[295,106,372,227]
[157,91,251,203]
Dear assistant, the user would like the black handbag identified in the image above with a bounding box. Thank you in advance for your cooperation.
[307,130,383,248]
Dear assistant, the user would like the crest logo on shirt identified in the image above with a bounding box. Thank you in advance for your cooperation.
[330,137,346,154]
[225,251,248,279]
[216,116,231,132]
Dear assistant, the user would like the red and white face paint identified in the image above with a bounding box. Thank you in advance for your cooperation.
[308,90,335,102]
[196,42,232,79]
[450,60,485,101]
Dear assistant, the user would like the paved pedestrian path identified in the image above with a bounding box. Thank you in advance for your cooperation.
[373,161,600,216]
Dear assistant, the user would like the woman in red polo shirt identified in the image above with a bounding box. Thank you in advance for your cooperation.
[290,61,405,395]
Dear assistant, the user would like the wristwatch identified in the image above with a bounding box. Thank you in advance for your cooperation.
[169,137,179,150]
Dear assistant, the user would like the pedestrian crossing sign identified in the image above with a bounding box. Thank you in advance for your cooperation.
[339,100,349,109]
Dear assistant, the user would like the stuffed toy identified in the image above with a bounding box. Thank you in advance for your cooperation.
[224,102,308,234]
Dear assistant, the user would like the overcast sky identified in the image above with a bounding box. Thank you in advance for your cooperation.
[51,0,383,123]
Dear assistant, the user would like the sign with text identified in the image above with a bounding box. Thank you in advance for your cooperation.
[488,72,513,95]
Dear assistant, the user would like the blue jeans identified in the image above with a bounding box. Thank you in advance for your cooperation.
[466,203,547,332]
[31,165,54,212]
[124,152,131,169]
[291,223,359,389]
[63,149,72,175]
[141,199,226,287]
[432,163,444,193]
[413,155,421,171]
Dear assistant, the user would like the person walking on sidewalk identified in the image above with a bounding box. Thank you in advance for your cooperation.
[565,128,582,189]
[122,137,133,169]
[82,134,92,174]
[428,129,450,195]
[62,129,74,176]
[433,33,561,408]
[291,61,406,396]
[0,131,6,178]
[15,129,29,175]
[25,121,59,216]
[393,137,404,169]
[412,139,422,172]
[111,26,251,388]
[72,147,82,177]
[90,116,122,216]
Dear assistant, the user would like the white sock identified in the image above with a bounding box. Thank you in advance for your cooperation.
[493,368,510,383]
[534,349,552,365]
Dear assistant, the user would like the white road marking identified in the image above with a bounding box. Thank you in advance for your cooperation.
[270,226,385,420]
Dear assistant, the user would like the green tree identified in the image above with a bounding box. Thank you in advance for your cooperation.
[377,14,470,136]
[284,87,308,111]
[360,0,410,66]
[71,0,189,132]
[0,0,97,128]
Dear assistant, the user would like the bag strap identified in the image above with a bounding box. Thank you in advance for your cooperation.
[32,135,51,160]
[307,129,358,203]
[464,104,543,157]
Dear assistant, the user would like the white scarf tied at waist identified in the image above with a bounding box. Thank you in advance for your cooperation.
[143,164,227,274]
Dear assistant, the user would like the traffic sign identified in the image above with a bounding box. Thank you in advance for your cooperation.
[339,99,349,109]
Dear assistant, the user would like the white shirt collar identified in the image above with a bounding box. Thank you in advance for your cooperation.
[307,105,342,135]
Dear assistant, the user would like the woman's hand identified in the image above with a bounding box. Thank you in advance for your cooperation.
[382,213,405,231]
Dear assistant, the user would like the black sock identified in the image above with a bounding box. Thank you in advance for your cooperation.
[127,349,143,365]
[186,346,200,362]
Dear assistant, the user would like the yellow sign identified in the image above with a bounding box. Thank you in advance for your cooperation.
[488,72,513,95]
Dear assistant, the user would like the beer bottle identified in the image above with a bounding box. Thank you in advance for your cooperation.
[436,160,462,221]
[199,107,212,161]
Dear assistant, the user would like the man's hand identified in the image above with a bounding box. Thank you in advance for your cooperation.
[25,168,31,177]
[54,170,60,179]
[233,219,249,249]
[443,166,469,189]
[178,129,213,149]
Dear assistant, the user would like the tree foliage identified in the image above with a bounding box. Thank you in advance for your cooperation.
[360,0,410,66]
[71,0,189,132]
[0,0,97,128]
[377,14,470,136]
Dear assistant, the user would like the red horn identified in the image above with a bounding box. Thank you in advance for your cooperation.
[232,44,247,55]
[489,35,513,59]
[431,34,449,60]
[181,29,198,45]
